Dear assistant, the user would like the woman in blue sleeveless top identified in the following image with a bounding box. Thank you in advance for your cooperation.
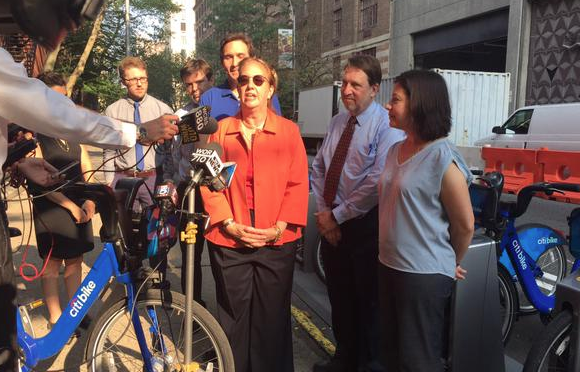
[378,70,475,372]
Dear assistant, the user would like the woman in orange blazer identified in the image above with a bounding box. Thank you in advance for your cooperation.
[201,57,308,372]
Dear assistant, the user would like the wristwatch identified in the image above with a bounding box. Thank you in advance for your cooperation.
[136,125,148,143]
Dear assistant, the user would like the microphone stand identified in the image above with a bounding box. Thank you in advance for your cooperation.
[180,169,202,371]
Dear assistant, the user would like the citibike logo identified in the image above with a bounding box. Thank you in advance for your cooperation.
[69,281,96,317]
[538,236,558,245]
[512,240,528,270]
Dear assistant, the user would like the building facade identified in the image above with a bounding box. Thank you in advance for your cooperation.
[389,0,580,110]
[170,0,196,55]
[297,0,390,78]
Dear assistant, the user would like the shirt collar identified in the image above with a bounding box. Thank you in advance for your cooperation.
[226,109,279,135]
[350,100,377,126]
[125,94,149,105]
[217,81,237,99]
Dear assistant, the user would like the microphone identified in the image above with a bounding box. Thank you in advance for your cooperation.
[177,106,218,144]
[190,142,224,185]
[154,182,179,207]
[209,162,237,192]
[188,142,237,191]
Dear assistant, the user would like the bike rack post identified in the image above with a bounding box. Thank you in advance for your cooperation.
[449,235,505,372]
[553,271,580,371]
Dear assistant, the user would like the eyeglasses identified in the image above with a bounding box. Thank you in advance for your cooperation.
[123,77,148,85]
[238,75,270,87]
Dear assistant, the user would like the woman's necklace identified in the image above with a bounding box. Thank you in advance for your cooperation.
[56,138,70,152]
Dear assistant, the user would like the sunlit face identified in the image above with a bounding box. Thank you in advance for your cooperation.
[386,83,411,131]
[221,40,250,88]
[237,61,274,112]
[340,67,378,116]
[183,71,212,104]
[122,67,148,101]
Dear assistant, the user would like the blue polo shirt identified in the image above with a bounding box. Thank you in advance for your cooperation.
[199,81,282,121]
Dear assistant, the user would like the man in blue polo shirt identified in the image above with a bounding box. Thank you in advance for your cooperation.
[200,32,281,120]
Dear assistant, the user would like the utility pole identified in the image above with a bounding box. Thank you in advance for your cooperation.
[125,0,131,56]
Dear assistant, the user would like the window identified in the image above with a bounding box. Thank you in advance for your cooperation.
[333,8,342,40]
[355,47,376,57]
[181,22,186,32]
[503,109,534,134]
[360,0,377,30]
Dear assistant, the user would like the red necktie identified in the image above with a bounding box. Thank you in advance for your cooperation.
[323,116,357,207]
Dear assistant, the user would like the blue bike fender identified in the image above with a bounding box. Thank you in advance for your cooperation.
[499,224,565,277]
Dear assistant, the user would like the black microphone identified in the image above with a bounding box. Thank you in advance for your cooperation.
[177,106,218,144]
[189,142,224,185]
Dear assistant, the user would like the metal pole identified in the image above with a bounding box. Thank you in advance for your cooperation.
[288,0,296,119]
[125,0,131,56]
[183,170,196,365]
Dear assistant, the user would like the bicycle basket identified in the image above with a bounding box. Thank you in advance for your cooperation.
[568,207,580,259]
[133,205,179,259]
[469,172,503,230]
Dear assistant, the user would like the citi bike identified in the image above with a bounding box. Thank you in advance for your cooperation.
[470,172,579,344]
[16,179,234,372]
[523,206,580,372]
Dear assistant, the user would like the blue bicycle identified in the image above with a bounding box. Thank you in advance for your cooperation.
[470,173,579,344]
[16,180,234,372]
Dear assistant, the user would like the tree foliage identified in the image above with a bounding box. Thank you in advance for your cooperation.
[53,0,183,111]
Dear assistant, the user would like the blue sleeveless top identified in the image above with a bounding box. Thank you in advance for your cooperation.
[378,139,472,278]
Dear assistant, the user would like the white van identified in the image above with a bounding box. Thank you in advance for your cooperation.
[474,103,580,151]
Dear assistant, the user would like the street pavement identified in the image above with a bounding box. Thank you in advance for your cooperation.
[8,147,329,372]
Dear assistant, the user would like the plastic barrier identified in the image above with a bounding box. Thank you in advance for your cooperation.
[537,149,580,203]
[481,147,542,194]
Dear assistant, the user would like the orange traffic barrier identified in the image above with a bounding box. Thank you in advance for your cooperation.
[537,149,580,204]
[481,147,542,194]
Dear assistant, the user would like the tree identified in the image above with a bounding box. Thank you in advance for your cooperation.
[52,0,181,110]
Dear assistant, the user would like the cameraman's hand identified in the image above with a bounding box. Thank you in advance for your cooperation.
[15,158,61,186]
[140,114,179,144]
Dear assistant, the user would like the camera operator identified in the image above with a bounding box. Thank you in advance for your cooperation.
[0,1,179,370]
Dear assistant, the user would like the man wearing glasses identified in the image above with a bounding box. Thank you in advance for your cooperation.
[103,56,173,283]
[200,32,282,120]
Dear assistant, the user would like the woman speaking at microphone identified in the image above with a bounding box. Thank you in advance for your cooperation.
[201,57,308,372]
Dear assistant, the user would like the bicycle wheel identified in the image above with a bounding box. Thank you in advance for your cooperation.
[523,310,573,372]
[85,289,234,372]
[519,244,567,314]
[314,238,326,284]
[498,265,518,345]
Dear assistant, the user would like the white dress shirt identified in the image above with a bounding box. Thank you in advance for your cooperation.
[0,48,136,178]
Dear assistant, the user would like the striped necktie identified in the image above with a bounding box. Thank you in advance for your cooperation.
[134,101,145,171]
[323,116,357,207]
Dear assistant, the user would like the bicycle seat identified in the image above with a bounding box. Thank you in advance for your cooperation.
[113,177,145,251]
[469,171,504,231]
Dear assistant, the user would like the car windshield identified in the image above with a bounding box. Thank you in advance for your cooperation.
[502,109,534,134]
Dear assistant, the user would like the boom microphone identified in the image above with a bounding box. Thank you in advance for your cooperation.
[177,106,218,144]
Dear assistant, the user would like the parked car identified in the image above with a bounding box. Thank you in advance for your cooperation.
[474,102,580,151]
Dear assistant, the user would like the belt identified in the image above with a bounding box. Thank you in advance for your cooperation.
[122,169,156,178]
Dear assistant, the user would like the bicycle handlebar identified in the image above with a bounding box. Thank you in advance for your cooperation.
[510,182,580,218]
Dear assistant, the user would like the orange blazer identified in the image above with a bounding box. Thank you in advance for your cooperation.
[201,110,309,248]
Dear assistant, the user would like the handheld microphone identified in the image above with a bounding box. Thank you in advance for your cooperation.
[177,106,218,144]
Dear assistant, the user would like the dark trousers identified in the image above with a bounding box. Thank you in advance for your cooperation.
[176,181,205,304]
[0,208,17,372]
[320,207,383,372]
[208,241,297,372]
[378,264,453,372]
